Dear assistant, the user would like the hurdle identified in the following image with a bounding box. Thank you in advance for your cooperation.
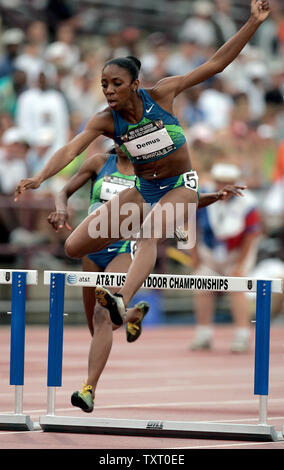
[0,269,38,431]
[39,270,283,441]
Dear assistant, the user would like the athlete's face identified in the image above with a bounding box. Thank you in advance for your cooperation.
[101,65,138,110]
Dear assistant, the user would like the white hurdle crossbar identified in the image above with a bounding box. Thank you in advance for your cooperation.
[39,271,283,441]
[0,269,38,431]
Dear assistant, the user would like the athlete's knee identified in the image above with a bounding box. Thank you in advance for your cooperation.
[64,236,82,259]
[93,304,112,328]
[93,303,122,331]
[136,236,158,250]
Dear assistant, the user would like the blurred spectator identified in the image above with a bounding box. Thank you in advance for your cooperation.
[230,92,251,128]
[254,0,283,61]
[15,70,69,150]
[179,1,217,47]
[220,45,265,96]
[273,140,284,183]
[15,42,53,86]
[0,112,14,140]
[180,86,207,127]
[26,126,55,177]
[265,63,284,107]
[212,0,237,46]
[69,49,105,108]
[44,0,77,38]
[262,137,284,226]
[141,33,172,82]
[44,41,74,72]
[245,66,267,124]
[166,38,205,77]
[54,22,80,68]
[264,62,284,142]
[279,14,284,55]
[0,68,27,118]
[190,163,262,352]
[0,126,29,259]
[63,65,100,122]
[0,126,29,194]
[0,28,25,79]
[121,27,142,58]
[197,77,234,130]
[25,20,49,53]
[102,21,134,61]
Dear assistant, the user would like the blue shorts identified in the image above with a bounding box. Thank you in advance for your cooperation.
[88,240,133,270]
[135,171,199,205]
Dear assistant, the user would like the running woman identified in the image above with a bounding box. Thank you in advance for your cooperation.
[15,0,270,410]
[48,144,246,412]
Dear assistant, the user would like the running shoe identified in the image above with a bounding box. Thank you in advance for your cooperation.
[126,301,150,343]
[95,286,126,326]
[174,226,188,242]
[190,336,212,350]
[71,382,94,413]
[190,326,213,350]
[231,329,250,353]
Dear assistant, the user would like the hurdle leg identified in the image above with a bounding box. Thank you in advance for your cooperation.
[45,273,65,417]
[0,272,34,430]
[254,280,284,440]
[254,280,271,426]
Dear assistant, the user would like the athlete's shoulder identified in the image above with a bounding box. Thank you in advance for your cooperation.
[86,106,114,136]
[142,79,178,112]
[146,76,180,99]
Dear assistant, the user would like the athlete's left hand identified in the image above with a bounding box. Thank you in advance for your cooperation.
[250,0,270,23]
[47,210,72,232]
[217,185,247,201]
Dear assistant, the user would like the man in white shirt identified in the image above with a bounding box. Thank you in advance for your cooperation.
[0,127,29,194]
[15,70,69,151]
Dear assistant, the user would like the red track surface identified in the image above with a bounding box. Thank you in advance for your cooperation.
[0,323,284,450]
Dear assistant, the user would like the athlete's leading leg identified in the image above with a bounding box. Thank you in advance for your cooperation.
[64,187,145,259]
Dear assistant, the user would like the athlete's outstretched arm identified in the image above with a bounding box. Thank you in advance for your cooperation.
[152,0,270,100]
[47,154,103,231]
[14,110,112,200]
[198,185,247,208]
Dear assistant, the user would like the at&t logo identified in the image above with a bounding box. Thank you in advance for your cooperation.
[67,273,78,284]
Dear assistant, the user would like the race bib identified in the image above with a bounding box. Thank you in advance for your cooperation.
[100,175,134,202]
[122,120,175,161]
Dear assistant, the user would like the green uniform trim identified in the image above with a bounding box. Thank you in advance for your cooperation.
[90,171,135,207]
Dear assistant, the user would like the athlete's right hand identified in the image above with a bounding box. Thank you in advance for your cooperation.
[47,211,72,232]
[217,184,247,200]
[14,177,42,201]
